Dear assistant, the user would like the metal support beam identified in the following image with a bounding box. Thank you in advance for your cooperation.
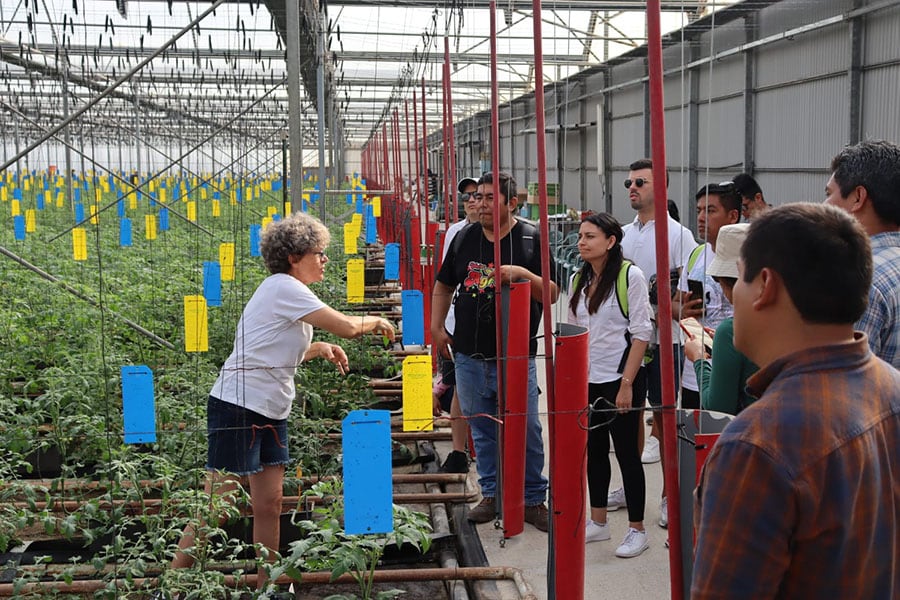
[285,0,305,210]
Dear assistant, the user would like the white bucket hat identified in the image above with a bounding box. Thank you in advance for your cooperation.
[708,223,750,279]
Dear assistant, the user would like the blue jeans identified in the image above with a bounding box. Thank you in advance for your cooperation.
[453,352,548,505]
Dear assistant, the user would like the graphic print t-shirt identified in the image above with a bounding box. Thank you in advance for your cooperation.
[436,220,552,358]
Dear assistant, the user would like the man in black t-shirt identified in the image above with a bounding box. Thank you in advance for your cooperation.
[431,171,559,532]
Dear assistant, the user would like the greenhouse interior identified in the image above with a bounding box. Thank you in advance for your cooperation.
[1,0,899,598]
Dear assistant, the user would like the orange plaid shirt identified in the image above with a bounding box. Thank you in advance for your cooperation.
[692,334,900,599]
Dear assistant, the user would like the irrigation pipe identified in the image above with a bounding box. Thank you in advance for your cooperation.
[0,566,538,598]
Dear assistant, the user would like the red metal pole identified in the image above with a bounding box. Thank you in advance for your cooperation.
[440,68,451,231]
[444,36,459,223]
[529,0,567,595]
[421,78,430,232]
[646,2,684,598]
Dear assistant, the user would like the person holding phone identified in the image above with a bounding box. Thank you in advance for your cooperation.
[673,182,741,412]
[683,224,759,415]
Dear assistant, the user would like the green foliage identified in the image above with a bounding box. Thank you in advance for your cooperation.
[281,480,432,600]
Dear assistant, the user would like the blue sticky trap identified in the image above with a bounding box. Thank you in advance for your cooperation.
[74,203,85,223]
[213,191,221,200]
[13,215,26,240]
[117,199,125,217]
[301,199,308,213]
[355,197,364,214]
[43,178,49,190]
[366,207,377,245]
[14,188,23,201]
[203,261,222,307]
[346,193,352,204]
[384,244,400,280]
[121,365,156,444]
[249,224,262,256]
[36,194,45,210]
[272,213,281,222]
[342,409,393,534]
[401,290,425,345]
[272,181,282,191]
[120,218,132,247]
[159,208,169,231]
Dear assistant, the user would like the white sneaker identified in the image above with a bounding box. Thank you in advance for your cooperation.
[658,497,668,528]
[585,520,611,543]
[641,436,660,463]
[607,487,627,511]
[615,527,649,558]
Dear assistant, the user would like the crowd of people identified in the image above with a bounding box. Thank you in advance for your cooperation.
[430,140,899,597]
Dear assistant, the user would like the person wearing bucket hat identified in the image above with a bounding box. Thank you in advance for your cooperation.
[684,223,758,415]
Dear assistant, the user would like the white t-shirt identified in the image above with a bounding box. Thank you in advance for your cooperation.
[567,264,653,384]
[440,219,474,335]
[677,243,733,391]
[621,214,698,343]
[210,273,327,420]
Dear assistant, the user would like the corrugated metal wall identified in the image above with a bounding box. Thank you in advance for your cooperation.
[432,0,900,226]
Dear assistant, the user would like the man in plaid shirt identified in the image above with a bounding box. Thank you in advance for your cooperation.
[691,204,900,599]
[825,139,900,369]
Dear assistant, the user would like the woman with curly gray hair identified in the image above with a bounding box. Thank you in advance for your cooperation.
[170,212,395,595]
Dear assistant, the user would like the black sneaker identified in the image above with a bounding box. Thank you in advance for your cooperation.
[468,497,496,523]
[439,450,469,473]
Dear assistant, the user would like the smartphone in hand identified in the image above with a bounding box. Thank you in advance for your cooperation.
[687,279,705,302]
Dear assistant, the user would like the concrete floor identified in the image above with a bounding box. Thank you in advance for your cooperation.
[437,417,672,600]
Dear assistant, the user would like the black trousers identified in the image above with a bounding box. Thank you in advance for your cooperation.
[587,371,648,524]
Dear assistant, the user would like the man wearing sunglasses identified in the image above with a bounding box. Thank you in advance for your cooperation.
[616,159,698,529]
[433,177,481,473]
[732,173,769,222]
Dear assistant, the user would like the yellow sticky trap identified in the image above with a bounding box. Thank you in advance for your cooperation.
[187,201,197,222]
[402,356,433,432]
[72,228,87,261]
[262,216,272,231]
[302,193,310,203]
[372,196,382,217]
[1,187,6,201]
[212,199,220,217]
[351,213,362,227]
[267,205,278,217]
[23,180,30,191]
[343,223,358,255]
[285,201,292,215]
[128,190,137,210]
[254,185,260,199]
[56,191,64,207]
[11,199,20,216]
[219,242,236,281]
[230,190,237,205]
[90,204,98,224]
[149,180,156,192]
[25,209,36,233]
[145,214,157,240]
[201,187,208,200]
[346,258,365,303]
[158,188,166,204]
[44,190,51,205]
[183,295,209,352]
[95,188,102,203]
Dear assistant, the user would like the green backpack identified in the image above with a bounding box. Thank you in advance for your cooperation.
[572,260,633,319]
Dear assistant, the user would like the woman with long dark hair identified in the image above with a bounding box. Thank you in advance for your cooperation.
[567,213,653,558]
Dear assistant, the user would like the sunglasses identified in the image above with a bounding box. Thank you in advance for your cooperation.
[460,192,476,202]
[624,177,652,189]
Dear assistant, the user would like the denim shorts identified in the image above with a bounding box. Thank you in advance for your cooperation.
[206,396,290,476]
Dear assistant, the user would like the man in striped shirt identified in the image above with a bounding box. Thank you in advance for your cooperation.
[825,139,900,369]
[691,204,900,599]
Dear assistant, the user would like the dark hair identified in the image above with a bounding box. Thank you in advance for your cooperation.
[731,173,763,201]
[830,140,900,226]
[740,204,872,324]
[569,213,625,316]
[476,171,517,204]
[695,183,742,216]
[628,158,669,187]
[667,199,680,222]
